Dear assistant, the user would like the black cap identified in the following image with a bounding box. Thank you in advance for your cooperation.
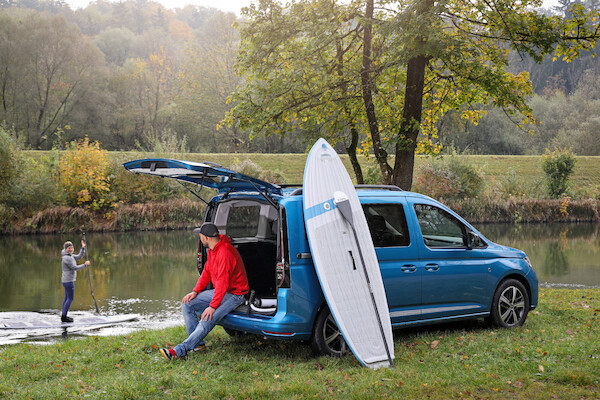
[193,223,220,238]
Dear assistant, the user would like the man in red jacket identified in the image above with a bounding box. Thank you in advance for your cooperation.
[160,222,249,360]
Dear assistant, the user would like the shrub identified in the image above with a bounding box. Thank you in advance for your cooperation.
[498,167,526,197]
[109,161,179,204]
[541,147,576,198]
[0,126,18,204]
[9,154,60,213]
[229,158,287,185]
[413,155,484,200]
[58,137,113,212]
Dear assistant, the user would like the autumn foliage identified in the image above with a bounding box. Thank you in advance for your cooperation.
[58,137,113,211]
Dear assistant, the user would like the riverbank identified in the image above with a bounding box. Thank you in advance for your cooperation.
[2,151,600,234]
[2,197,599,235]
[0,288,597,399]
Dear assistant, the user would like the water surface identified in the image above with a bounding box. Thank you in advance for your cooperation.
[1,223,598,344]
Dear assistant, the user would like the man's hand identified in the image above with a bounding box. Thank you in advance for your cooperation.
[201,306,216,321]
[84,261,90,266]
[182,291,198,304]
[81,240,86,248]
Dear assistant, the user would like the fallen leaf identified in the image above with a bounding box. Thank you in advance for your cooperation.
[314,361,324,370]
[538,365,545,372]
[430,340,440,349]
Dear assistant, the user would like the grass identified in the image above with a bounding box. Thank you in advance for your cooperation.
[25,150,600,190]
[1,288,598,399]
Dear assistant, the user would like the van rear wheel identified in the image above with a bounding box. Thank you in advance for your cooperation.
[310,307,348,357]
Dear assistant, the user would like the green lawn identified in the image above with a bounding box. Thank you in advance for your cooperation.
[112,151,600,190]
[1,288,598,399]
[25,150,600,193]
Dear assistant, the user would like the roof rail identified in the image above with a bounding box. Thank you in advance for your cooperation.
[289,184,402,196]
[355,185,403,191]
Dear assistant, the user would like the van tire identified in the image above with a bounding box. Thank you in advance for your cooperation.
[223,327,245,338]
[489,279,530,328]
[310,307,348,357]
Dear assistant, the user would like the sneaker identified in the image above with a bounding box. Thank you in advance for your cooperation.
[61,315,74,323]
[159,348,178,361]
[192,344,206,352]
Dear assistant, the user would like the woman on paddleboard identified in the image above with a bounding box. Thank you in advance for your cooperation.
[61,240,90,322]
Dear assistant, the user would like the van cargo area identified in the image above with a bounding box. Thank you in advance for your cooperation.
[210,199,281,315]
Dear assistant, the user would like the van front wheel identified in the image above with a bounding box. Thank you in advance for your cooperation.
[310,307,348,357]
[490,279,530,328]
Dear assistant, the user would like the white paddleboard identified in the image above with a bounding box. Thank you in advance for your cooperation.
[0,313,139,330]
[303,138,394,369]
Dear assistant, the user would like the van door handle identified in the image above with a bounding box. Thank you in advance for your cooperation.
[401,265,417,273]
[425,264,439,272]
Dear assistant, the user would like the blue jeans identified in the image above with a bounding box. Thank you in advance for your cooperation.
[62,282,75,316]
[174,290,245,357]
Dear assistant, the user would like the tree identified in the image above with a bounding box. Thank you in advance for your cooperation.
[225,0,372,180]
[227,0,600,188]
[0,10,105,149]
[175,12,260,152]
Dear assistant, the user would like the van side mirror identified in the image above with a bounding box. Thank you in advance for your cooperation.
[467,231,484,249]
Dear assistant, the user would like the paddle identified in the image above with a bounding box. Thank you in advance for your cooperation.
[333,191,394,368]
[80,227,100,314]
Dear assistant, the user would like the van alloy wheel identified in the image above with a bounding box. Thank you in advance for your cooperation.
[311,307,348,357]
[490,279,530,328]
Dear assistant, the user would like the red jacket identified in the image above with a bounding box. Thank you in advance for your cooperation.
[193,235,249,309]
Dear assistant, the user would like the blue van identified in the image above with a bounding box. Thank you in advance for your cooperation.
[124,159,539,356]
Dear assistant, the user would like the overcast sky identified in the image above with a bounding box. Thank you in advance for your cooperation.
[66,0,253,14]
[66,0,561,15]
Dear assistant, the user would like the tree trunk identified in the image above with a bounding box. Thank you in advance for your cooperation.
[361,0,392,184]
[393,54,428,190]
[392,0,434,190]
[336,38,364,184]
[346,124,364,184]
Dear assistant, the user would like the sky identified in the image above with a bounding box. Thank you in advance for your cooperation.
[65,0,561,15]
[66,0,253,14]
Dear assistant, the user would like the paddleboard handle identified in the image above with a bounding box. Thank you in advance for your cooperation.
[333,195,394,368]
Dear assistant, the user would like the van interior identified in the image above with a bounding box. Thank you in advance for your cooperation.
[211,199,280,315]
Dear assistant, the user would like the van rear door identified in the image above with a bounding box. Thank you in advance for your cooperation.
[123,158,282,195]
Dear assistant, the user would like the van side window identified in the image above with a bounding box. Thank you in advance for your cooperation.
[414,204,466,248]
[362,204,410,247]
[227,205,261,238]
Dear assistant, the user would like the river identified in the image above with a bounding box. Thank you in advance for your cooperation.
[0,223,598,344]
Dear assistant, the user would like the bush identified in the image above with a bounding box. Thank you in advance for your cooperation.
[9,154,60,213]
[109,161,179,204]
[0,126,18,204]
[541,147,576,198]
[229,158,287,185]
[58,137,113,212]
[413,154,484,200]
[498,167,527,197]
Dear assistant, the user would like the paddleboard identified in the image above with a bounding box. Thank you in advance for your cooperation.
[303,138,394,369]
[0,313,139,330]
